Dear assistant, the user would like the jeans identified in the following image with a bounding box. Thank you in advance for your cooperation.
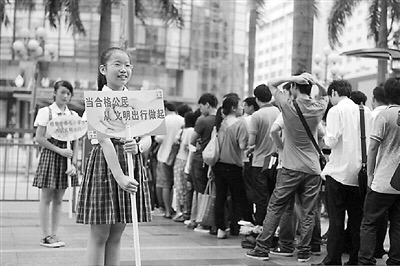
[255,168,321,255]
[252,167,276,225]
[322,175,363,265]
[358,190,400,265]
[213,162,246,231]
[277,178,322,252]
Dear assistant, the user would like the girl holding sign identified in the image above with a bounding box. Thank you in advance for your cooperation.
[33,80,79,248]
[76,47,151,266]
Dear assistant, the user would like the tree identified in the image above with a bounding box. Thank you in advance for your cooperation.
[247,0,264,97]
[0,0,86,36]
[328,0,400,84]
[291,0,319,74]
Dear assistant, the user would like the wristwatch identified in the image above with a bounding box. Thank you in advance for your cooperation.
[137,143,144,153]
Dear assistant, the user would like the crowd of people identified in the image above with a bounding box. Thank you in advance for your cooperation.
[31,46,400,266]
[145,73,400,265]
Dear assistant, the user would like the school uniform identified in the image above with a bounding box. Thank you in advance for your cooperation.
[76,85,152,224]
[33,102,79,189]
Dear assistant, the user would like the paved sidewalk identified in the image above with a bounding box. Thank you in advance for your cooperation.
[0,201,390,266]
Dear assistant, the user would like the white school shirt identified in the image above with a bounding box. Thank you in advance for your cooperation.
[82,85,128,145]
[156,113,185,163]
[321,98,372,186]
[34,102,78,138]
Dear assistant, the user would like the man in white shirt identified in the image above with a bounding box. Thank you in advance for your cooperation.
[315,80,372,266]
[155,102,184,219]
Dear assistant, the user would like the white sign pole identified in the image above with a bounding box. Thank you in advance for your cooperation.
[66,138,73,219]
[125,124,141,266]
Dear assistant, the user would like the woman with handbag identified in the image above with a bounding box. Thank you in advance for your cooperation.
[212,96,248,239]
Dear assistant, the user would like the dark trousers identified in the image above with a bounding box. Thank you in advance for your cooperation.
[322,176,363,265]
[242,161,255,224]
[213,162,246,231]
[358,190,400,265]
[191,160,208,194]
[252,167,276,225]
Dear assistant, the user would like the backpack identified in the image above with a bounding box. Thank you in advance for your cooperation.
[202,126,220,166]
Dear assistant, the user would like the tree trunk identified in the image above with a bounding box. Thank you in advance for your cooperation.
[377,0,388,85]
[291,0,314,74]
[247,0,257,97]
[98,0,112,62]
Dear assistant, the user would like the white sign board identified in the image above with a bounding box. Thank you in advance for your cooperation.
[84,90,167,139]
[47,115,87,141]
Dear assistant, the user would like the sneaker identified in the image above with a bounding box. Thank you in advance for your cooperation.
[246,248,269,261]
[194,225,210,233]
[40,235,61,248]
[173,213,185,222]
[184,220,191,226]
[217,229,227,239]
[297,252,311,262]
[151,208,165,216]
[270,246,294,257]
[52,235,65,247]
[186,221,197,229]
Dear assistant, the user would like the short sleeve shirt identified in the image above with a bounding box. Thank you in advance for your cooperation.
[248,105,280,167]
[274,90,328,174]
[193,115,217,161]
[218,116,248,167]
[176,127,194,160]
[370,106,400,194]
[34,102,78,138]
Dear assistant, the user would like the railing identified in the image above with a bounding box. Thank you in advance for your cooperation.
[0,138,41,200]
[0,137,86,201]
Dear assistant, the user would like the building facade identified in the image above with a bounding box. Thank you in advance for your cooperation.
[0,0,247,136]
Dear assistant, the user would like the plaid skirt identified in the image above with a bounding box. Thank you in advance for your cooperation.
[76,140,152,224]
[33,138,79,189]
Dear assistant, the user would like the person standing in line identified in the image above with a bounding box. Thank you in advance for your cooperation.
[185,93,218,230]
[155,102,185,219]
[246,73,328,263]
[241,97,259,224]
[247,84,280,226]
[369,85,389,259]
[371,86,388,120]
[358,77,400,265]
[212,96,248,239]
[33,80,80,248]
[313,80,372,266]
[76,47,152,266]
[172,111,198,222]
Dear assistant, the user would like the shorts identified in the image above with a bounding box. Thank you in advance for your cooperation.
[156,161,174,189]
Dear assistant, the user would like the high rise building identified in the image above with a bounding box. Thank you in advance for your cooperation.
[254,0,384,109]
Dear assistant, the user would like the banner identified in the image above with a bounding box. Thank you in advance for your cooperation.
[47,115,87,141]
[84,90,166,139]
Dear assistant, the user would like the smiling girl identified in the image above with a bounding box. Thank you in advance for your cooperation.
[33,80,79,248]
[76,47,152,266]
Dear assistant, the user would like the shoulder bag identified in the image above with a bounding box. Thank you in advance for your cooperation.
[202,126,220,166]
[165,128,183,166]
[358,105,368,200]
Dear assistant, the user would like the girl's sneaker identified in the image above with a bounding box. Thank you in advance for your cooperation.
[52,235,65,247]
[40,235,61,248]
